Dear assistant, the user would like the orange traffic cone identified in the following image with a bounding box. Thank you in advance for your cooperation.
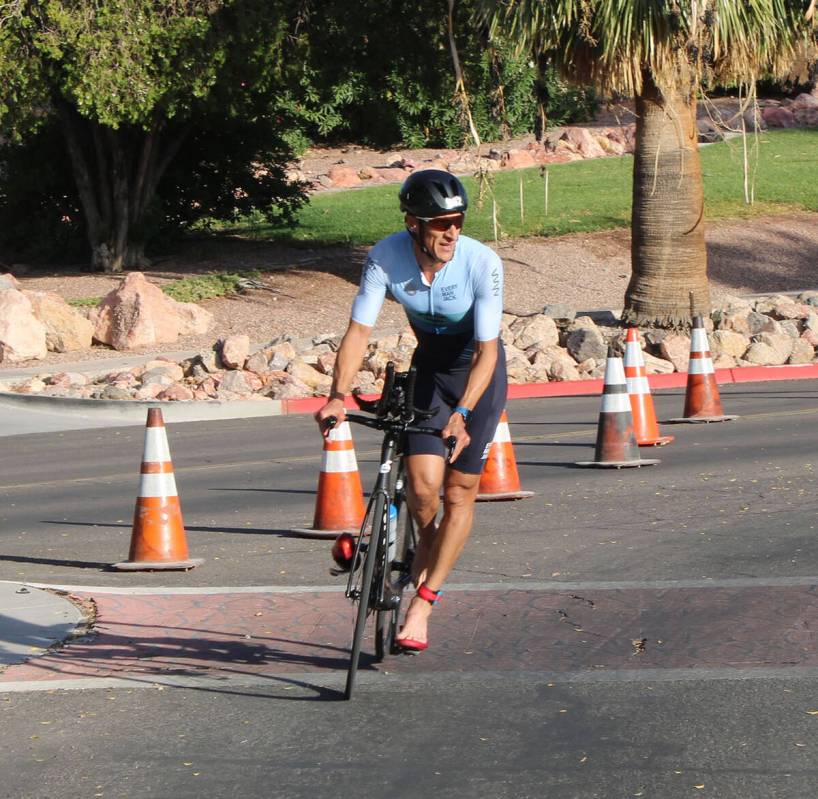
[291,421,366,539]
[113,407,203,571]
[477,410,534,501]
[623,328,673,447]
[668,315,738,423]
[577,348,660,469]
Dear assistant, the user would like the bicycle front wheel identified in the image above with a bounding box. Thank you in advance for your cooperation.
[345,492,387,700]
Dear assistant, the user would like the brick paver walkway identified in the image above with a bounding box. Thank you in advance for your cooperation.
[2,583,816,686]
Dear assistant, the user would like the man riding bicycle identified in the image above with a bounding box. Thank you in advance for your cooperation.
[315,169,506,652]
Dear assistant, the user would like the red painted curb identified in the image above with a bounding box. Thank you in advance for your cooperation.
[282,363,818,415]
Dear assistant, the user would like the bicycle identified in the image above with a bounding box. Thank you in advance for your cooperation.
[325,362,454,700]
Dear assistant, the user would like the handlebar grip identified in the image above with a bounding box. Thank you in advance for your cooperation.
[376,362,396,418]
[323,416,338,433]
[403,367,417,418]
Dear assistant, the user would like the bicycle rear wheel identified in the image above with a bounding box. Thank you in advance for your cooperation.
[345,493,387,700]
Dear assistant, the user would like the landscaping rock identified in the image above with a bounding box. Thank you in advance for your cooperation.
[565,325,606,362]
[712,329,750,359]
[0,289,47,362]
[89,272,213,351]
[510,315,559,350]
[220,334,250,369]
[24,290,94,353]
[659,333,691,372]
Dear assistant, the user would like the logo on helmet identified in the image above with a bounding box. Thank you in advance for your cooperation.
[443,196,463,210]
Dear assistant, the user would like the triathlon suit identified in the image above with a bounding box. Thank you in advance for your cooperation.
[351,229,507,474]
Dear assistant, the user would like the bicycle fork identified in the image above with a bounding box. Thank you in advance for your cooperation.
[345,432,399,611]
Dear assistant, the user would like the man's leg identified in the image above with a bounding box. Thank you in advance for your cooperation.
[404,453,445,585]
[397,464,481,647]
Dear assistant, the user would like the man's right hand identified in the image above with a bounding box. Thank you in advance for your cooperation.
[314,397,346,437]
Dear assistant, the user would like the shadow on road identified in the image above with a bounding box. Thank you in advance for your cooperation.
[40,520,307,538]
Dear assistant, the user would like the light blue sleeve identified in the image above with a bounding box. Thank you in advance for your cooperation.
[350,256,387,327]
[473,251,503,341]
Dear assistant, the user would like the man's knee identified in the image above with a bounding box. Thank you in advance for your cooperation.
[407,470,441,508]
[443,472,480,510]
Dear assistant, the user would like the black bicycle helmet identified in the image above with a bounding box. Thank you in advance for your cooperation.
[398,169,468,218]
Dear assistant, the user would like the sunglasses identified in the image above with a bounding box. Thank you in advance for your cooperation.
[420,214,465,232]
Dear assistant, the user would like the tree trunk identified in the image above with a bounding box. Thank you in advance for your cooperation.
[56,104,183,272]
[621,75,710,328]
[533,52,550,143]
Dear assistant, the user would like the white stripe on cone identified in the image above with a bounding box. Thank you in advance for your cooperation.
[623,342,642,368]
[601,392,632,413]
[143,428,172,462]
[604,356,627,385]
[321,449,359,473]
[689,358,715,375]
[626,376,650,394]
[138,472,179,499]
[691,328,710,352]
[327,422,353,442]
[493,421,511,444]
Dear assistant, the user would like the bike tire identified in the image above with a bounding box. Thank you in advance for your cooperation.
[344,492,387,700]
[387,501,416,654]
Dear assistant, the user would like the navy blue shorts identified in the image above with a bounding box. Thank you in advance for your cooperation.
[404,342,507,475]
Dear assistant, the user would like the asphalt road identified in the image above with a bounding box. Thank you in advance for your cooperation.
[1,381,817,588]
[1,379,817,799]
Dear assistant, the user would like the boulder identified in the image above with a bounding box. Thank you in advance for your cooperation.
[745,311,780,336]
[658,333,691,372]
[559,127,606,159]
[642,352,675,375]
[712,330,750,359]
[173,301,213,336]
[218,369,252,395]
[286,358,332,391]
[23,290,94,352]
[220,334,250,369]
[244,350,270,375]
[541,304,576,324]
[788,339,815,365]
[89,272,212,351]
[547,359,581,381]
[326,166,362,188]
[564,323,606,362]
[0,274,20,290]
[510,315,559,350]
[762,106,796,128]
[744,332,793,365]
[717,307,751,335]
[0,289,47,362]
[502,149,537,169]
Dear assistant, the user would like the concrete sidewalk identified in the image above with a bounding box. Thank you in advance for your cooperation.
[0,583,84,667]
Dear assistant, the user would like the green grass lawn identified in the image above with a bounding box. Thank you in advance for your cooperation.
[230,128,818,247]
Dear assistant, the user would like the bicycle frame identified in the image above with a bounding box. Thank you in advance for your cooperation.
[337,362,454,699]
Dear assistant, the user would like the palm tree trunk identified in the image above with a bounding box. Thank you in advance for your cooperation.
[622,74,710,328]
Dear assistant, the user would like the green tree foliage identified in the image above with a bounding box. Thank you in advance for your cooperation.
[481,0,817,326]
[276,0,596,150]
[0,0,305,271]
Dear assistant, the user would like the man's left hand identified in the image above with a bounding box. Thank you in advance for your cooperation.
[442,412,470,463]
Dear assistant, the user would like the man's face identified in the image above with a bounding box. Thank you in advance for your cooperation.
[408,213,464,263]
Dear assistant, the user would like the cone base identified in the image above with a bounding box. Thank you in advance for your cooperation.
[290,526,360,540]
[666,415,739,424]
[112,558,204,571]
[576,459,660,469]
[476,490,535,502]
[637,435,674,447]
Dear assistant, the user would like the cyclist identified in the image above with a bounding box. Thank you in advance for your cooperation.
[315,169,506,652]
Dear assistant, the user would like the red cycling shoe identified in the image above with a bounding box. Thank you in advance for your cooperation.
[396,583,442,653]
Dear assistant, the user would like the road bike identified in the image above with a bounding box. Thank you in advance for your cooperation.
[326,362,454,700]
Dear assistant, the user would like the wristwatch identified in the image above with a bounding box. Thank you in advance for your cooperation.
[453,405,471,422]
